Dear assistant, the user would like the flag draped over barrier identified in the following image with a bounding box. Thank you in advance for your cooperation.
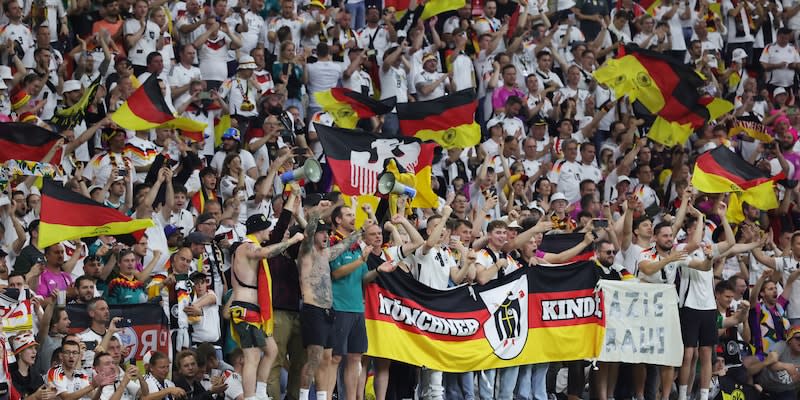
[364,261,605,372]
[66,303,170,364]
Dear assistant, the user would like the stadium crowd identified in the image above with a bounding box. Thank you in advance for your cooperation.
[1,0,800,399]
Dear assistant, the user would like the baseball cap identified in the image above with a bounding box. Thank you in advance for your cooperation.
[63,80,82,93]
[184,231,211,245]
[164,224,183,237]
[774,87,788,97]
[487,117,504,129]
[246,214,272,234]
[316,220,332,233]
[422,52,437,64]
[222,128,241,141]
[617,175,631,184]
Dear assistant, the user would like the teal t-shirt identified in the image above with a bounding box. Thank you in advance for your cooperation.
[330,248,367,313]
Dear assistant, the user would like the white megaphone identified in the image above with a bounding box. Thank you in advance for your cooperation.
[377,172,416,198]
[281,158,323,184]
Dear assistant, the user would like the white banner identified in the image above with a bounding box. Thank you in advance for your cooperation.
[597,280,684,366]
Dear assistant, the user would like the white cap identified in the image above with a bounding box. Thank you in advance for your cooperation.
[527,201,546,215]
[238,55,257,70]
[551,192,568,203]
[487,117,503,129]
[617,175,631,184]
[0,66,12,80]
[0,80,7,91]
[731,48,747,62]
[774,87,788,97]
[63,80,82,93]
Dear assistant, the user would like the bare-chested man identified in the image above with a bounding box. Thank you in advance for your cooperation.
[233,213,304,400]
[296,200,362,400]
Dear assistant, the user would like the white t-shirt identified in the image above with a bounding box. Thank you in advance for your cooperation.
[306,60,345,108]
[451,52,475,91]
[759,43,800,88]
[414,70,448,101]
[380,65,409,105]
[124,19,162,66]
[197,32,232,82]
[169,63,203,107]
[678,244,719,310]
[636,245,690,284]
[548,159,582,203]
[775,255,800,318]
[414,246,457,290]
[475,247,521,282]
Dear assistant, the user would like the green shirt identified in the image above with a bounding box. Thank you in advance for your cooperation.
[330,247,367,313]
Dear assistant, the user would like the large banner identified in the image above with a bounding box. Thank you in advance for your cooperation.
[364,261,605,372]
[66,303,170,363]
[596,280,683,366]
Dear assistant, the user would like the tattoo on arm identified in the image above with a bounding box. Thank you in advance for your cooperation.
[329,231,362,261]
[263,240,294,258]
[300,213,320,256]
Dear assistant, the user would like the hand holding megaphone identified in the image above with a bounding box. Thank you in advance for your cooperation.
[377,172,416,198]
[280,158,322,184]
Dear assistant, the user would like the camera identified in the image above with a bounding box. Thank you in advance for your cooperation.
[232,6,241,12]
[35,256,45,265]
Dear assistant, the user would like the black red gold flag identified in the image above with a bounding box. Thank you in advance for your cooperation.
[397,89,480,149]
[39,180,153,248]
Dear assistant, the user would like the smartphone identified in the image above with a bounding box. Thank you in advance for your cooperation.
[118,168,127,176]
[198,91,212,101]
[117,318,133,328]
[232,6,241,12]
[35,256,45,265]
[593,218,609,228]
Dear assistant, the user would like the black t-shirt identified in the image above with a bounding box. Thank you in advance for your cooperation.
[10,364,45,397]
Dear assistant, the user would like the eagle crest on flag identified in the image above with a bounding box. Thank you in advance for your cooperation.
[350,139,420,195]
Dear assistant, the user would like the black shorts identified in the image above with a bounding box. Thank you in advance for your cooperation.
[332,311,368,356]
[680,308,718,347]
[300,304,336,349]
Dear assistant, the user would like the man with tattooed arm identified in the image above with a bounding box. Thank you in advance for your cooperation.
[231,213,305,400]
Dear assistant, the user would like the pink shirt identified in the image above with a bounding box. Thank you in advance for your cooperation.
[492,86,525,110]
[37,269,73,298]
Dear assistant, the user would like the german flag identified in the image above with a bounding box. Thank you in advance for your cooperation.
[593,46,733,147]
[728,115,773,143]
[314,88,395,129]
[111,75,208,132]
[637,0,660,14]
[538,233,594,262]
[364,261,603,372]
[397,89,480,149]
[691,146,783,221]
[39,180,154,248]
[420,0,466,19]
[49,77,101,130]
[191,189,219,214]
[315,123,435,199]
[0,123,63,163]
